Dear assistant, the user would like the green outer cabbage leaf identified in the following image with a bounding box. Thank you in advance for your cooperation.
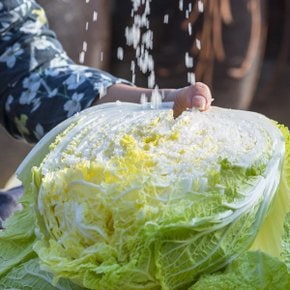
[188,123,290,289]
[188,213,290,290]
[0,175,82,289]
[0,258,83,290]
[282,212,290,271]
[250,124,290,258]
[188,251,290,290]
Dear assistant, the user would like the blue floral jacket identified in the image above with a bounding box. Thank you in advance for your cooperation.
[0,0,129,143]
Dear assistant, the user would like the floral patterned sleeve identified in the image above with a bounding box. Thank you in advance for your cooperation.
[0,0,132,143]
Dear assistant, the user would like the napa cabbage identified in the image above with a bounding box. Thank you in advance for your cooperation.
[1,103,289,290]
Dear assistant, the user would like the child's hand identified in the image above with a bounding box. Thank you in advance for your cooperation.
[97,82,213,118]
[170,82,213,118]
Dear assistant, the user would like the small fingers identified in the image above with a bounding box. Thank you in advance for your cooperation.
[173,82,213,118]
[191,82,212,111]
[191,95,206,110]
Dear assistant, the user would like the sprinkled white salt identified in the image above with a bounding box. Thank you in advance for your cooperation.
[140,93,148,108]
[132,0,142,11]
[131,60,136,72]
[187,72,196,85]
[82,41,88,52]
[148,71,155,89]
[85,22,89,31]
[198,0,204,13]
[98,85,107,99]
[137,50,154,73]
[125,25,141,48]
[117,47,124,60]
[188,3,192,12]
[188,23,192,35]
[150,87,162,109]
[131,60,136,83]
[93,11,98,22]
[79,51,85,64]
[142,30,153,49]
[126,0,156,89]
[163,14,169,24]
[196,38,201,50]
[179,0,184,11]
[185,52,194,68]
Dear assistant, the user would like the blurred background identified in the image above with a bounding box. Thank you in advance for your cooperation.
[1,0,289,187]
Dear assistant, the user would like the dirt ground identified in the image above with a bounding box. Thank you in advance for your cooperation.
[0,59,289,188]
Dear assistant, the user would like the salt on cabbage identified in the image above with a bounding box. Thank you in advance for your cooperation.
[10,103,290,289]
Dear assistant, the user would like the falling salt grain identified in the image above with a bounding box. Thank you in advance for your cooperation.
[185,52,194,68]
[150,87,162,109]
[144,0,151,15]
[131,60,136,71]
[148,71,155,89]
[142,30,153,49]
[85,22,89,31]
[188,3,192,12]
[196,38,201,50]
[187,72,196,85]
[100,51,104,62]
[138,51,154,73]
[99,85,107,99]
[140,93,148,108]
[117,47,124,60]
[132,0,142,11]
[188,23,192,35]
[198,0,204,13]
[79,51,85,64]
[163,14,169,24]
[179,0,184,11]
[135,46,141,58]
[85,0,90,3]
[125,25,141,48]
[82,41,88,52]
[131,60,136,83]
[93,11,98,22]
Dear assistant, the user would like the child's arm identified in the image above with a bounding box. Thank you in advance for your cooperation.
[95,82,213,117]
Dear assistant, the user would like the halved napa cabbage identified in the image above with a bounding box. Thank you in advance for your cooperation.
[1,103,289,289]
